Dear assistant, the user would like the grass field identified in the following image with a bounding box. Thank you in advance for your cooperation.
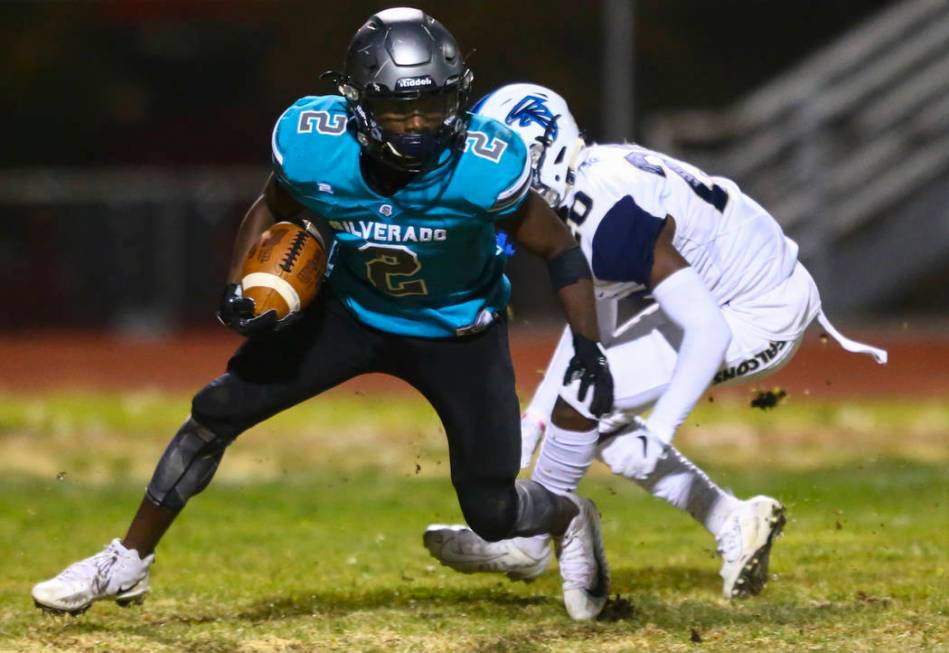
[0,392,946,652]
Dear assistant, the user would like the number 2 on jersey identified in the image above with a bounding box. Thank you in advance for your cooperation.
[360,243,428,296]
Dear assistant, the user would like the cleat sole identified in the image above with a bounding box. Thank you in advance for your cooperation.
[115,594,146,608]
[732,503,787,598]
[423,526,550,583]
[34,600,90,617]
[426,552,544,582]
[428,556,545,583]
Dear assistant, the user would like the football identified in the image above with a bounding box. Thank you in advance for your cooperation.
[241,221,327,320]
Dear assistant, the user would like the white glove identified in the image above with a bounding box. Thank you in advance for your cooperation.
[599,417,669,480]
[520,414,546,469]
[597,408,638,437]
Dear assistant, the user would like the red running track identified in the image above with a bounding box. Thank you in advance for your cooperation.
[1,326,945,400]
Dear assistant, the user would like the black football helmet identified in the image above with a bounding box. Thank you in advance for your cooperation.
[328,7,473,172]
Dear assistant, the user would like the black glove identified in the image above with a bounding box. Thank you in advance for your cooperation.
[563,333,614,417]
[216,283,278,337]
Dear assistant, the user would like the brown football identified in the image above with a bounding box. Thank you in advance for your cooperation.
[241,221,327,320]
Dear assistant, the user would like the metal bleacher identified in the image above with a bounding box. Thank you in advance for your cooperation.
[646,0,949,313]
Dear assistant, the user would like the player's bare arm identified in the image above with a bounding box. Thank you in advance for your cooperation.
[224,174,303,284]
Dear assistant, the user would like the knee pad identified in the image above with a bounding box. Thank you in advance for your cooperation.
[191,380,246,439]
[146,417,233,511]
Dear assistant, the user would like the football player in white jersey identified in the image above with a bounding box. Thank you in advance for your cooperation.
[424,83,888,598]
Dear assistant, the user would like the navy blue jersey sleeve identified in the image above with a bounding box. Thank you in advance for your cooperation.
[590,195,666,285]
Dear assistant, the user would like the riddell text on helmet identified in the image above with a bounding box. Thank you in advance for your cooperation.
[396,76,434,89]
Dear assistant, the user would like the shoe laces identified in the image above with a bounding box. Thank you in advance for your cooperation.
[57,541,124,583]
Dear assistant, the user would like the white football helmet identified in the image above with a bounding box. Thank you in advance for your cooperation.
[472,83,583,208]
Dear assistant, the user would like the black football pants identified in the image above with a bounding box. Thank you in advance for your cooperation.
[174,291,525,541]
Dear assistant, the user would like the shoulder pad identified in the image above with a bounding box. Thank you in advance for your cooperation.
[459,114,532,216]
[576,144,670,211]
[271,96,354,186]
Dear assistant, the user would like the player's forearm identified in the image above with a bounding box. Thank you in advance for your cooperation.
[556,278,600,342]
[506,192,605,342]
[647,267,732,442]
[225,196,276,284]
[223,173,306,283]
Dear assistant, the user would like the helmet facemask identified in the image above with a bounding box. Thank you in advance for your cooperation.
[529,117,570,208]
[341,73,472,173]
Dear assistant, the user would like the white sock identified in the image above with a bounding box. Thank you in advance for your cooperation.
[531,422,599,496]
[519,422,599,553]
[628,445,740,535]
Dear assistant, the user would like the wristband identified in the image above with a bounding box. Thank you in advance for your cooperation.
[548,246,592,291]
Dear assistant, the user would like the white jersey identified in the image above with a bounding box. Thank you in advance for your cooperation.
[564,143,799,305]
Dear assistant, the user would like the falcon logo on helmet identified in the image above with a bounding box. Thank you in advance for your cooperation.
[506,95,560,141]
[473,83,584,209]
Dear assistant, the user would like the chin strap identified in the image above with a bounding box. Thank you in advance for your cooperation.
[816,310,888,364]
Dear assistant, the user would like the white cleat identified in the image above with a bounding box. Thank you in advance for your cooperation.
[423,525,552,581]
[32,539,154,615]
[556,495,609,621]
[716,496,786,599]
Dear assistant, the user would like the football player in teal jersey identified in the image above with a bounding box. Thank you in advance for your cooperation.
[32,8,613,621]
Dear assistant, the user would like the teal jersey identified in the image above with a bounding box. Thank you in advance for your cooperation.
[271,95,531,338]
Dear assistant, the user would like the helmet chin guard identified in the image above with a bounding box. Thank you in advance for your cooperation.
[328,8,473,173]
[472,83,583,207]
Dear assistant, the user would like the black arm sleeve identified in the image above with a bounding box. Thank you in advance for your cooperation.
[547,246,592,291]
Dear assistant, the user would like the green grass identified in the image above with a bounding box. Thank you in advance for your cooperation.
[0,394,946,652]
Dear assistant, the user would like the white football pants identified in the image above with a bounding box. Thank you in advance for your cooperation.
[530,262,823,425]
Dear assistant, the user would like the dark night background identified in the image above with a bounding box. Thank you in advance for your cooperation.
[1,1,894,168]
[7,0,931,331]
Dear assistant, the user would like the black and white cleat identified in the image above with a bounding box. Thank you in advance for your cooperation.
[718,496,787,599]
